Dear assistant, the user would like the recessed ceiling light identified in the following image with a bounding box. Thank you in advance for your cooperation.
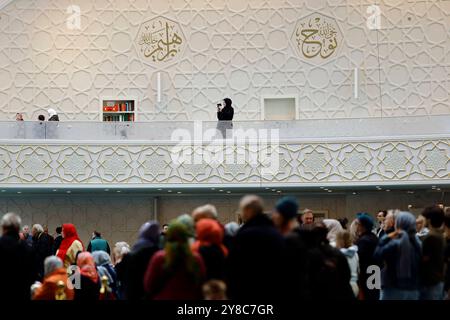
[352,192,357,195]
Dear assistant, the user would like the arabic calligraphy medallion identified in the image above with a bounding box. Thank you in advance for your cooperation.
[136,16,185,64]
[292,13,342,64]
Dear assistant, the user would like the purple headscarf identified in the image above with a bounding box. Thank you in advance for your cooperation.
[132,221,160,251]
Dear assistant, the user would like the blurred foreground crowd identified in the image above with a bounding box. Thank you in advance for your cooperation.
[0,195,449,301]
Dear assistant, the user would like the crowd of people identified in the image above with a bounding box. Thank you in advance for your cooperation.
[0,195,449,301]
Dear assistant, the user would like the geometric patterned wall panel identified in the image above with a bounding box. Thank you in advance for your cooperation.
[0,138,448,186]
[0,0,449,121]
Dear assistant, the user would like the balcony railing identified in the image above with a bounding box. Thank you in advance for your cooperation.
[0,115,449,142]
[0,115,448,187]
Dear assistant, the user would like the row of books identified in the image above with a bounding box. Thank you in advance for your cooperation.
[103,102,134,112]
[103,114,135,122]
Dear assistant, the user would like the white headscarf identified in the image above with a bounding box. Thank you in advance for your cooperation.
[323,219,344,245]
[47,108,57,117]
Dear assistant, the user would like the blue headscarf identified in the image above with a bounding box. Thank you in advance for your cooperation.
[395,211,421,279]
[356,212,374,232]
[275,196,299,220]
[92,250,117,293]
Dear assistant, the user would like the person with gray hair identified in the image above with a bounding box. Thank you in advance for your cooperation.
[0,213,38,300]
[374,211,422,300]
[44,255,63,276]
[192,204,219,223]
[22,224,33,246]
[32,223,54,279]
[32,256,75,300]
[383,211,396,235]
[113,241,131,300]
[2,212,22,234]
[301,208,314,225]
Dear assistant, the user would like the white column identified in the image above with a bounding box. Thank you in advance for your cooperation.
[157,72,161,103]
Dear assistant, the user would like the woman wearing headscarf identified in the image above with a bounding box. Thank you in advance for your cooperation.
[355,213,379,300]
[56,224,84,268]
[124,221,161,300]
[223,222,239,252]
[47,108,59,121]
[374,211,422,300]
[74,252,100,300]
[143,221,206,300]
[192,218,228,281]
[32,256,74,300]
[92,251,118,299]
[323,219,344,247]
[176,214,195,243]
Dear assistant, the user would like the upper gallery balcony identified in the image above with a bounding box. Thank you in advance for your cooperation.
[0,115,448,189]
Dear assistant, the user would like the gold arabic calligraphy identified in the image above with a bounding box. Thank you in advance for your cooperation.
[296,16,338,59]
[139,19,183,62]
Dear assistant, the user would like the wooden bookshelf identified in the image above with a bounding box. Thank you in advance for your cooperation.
[101,98,136,122]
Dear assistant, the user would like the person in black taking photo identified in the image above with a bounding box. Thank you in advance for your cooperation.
[217,98,234,121]
[216,98,234,138]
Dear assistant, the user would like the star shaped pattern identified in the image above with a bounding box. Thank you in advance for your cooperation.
[0,0,448,121]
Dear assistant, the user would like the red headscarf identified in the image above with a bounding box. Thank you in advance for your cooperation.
[56,224,83,261]
[192,218,228,256]
[77,252,99,283]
